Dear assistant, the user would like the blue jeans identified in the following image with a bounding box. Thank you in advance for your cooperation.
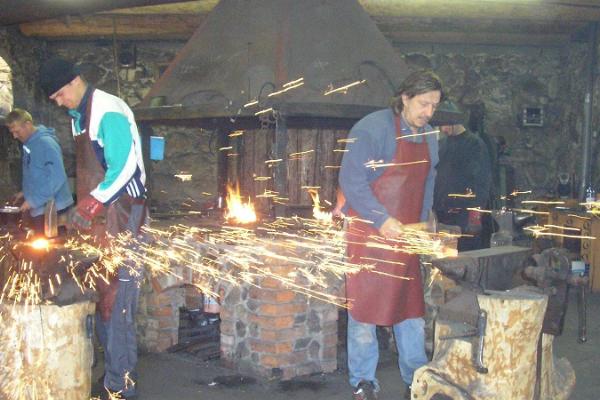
[347,313,427,388]
[96,267,141,397]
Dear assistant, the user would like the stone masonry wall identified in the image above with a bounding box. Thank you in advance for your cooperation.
[395,44,585,196]
[219,247,340,380]
[2,28,600,206]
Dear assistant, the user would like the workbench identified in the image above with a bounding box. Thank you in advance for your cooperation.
[548,208,600,291]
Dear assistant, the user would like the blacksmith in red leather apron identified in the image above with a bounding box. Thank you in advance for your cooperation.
[341,70,442,400]
[345,115,429,326]
[40,58,148,399]
[75,89,147,399]
[344,115,433,395]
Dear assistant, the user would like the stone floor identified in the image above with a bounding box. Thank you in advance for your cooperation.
[100,290,600,400]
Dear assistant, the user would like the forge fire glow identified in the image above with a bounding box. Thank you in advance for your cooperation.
[29,238,50,251]
[224,183,257,224]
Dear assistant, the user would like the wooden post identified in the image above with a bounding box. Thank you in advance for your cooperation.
[413,289,575,400]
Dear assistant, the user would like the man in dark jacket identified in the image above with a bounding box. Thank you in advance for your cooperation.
[433,101,492,251]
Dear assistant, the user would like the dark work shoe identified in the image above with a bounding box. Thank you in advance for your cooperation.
[353,380,378,400]
[404,384,412,399]
[94,388,137,400]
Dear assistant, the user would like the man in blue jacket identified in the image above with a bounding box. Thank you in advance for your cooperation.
[5,108,73,233]
[339,71,442,400]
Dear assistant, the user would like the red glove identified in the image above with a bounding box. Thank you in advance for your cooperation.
[72,195,104,230]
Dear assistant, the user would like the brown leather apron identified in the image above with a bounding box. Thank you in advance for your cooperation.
[74,90,145,321]
[345,116,430,325]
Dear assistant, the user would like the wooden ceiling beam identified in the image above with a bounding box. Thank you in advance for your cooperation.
[19,15,202,40]
[359,0,600,22]
[386,31,571,47]
[0,0,190,26]
[373,16,587,35]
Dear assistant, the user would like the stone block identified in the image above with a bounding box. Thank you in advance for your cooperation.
[249,287,297,303]
[220,334,234,347]
[321,345,337,361]
[260,276,286,289]
[258,302,305,316]
[249,314,295,330]
[249,339,294,354]
[260,326,306,342]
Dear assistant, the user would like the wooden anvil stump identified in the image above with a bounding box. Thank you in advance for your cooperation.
[413,289,575,400]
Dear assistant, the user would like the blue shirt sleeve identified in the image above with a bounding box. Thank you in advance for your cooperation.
[339,127,390,229]
[25,138,68,210]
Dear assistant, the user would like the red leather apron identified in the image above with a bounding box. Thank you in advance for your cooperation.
[74,90,145,321]
[345,116,430,325]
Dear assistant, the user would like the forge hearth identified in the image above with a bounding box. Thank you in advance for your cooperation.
[136,231,342,380]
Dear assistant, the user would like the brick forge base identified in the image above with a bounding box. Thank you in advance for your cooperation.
[220,260,342,380]
[135,239,344,380]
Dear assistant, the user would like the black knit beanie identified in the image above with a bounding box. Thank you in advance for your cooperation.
[39,58,80,96]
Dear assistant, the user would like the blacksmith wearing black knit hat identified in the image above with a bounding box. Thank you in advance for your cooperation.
[39,58,81,97]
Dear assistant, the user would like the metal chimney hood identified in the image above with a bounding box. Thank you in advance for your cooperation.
[136,0,410,121]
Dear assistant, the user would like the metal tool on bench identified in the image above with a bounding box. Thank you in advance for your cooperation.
[439,309,488,373]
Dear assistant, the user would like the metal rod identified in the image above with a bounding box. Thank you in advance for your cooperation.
[272,111,288,217]
[578,284,588,343]
[579,22,598,199]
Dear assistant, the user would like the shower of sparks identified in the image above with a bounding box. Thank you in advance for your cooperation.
[568,213,591,220]
[174,174,192,182]
[324,79,366,96]
[255,107,273,116]
[256,190,280,198]
[283,78,305,88]
[396,129,439,140]
[219,146,233,151]
[229,130,244,137]
[505,190,532,198]
[466,207,492,214]
[525,225,596,240]
[543,224,581,232]
[244,99,259,108]
[364,159,428,170]
[0,193,459,399]
[584,201,600,215]
[253,176,271,181]
[324,165,341,169]
[265,158,283,165]
[521,200,565,205]
[447,189,475,198]
[337,138,356,144]
[289,149,315,160]
[268,78,305,97]
[512,208,550,216]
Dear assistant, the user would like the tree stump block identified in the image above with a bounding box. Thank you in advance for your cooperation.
[413,289,575,399]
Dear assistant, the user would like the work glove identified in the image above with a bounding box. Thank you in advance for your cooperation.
[71,195,104,231]
[379,216,403,239]
[465,210,482,234]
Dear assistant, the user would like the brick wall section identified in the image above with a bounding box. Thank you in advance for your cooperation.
[220,244,342,380]
[135,236,343,379]
[137,283,184,352]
